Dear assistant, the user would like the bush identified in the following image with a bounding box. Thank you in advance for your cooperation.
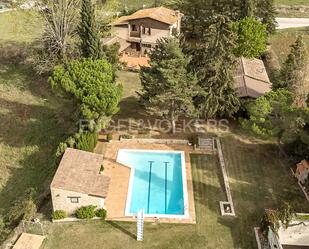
[52,210,67,220]
[76,132,98,152]
[233,17,267,58]
[190,133,199,146]
[119,134,133,140]
[75,205,96,219]
[106,133,113,141]
[95,208,107,219]
[99,165,104,174]
[8,188,37,223]
[56,142,68,158]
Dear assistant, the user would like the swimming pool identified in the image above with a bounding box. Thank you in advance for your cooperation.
[117,149,189,218]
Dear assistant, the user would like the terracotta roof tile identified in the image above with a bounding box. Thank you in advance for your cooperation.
[296,160,309,173]
[112,7,181,26]
[51,148,110,198]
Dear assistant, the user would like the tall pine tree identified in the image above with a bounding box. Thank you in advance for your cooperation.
[139,38,198,134]
[280,36,309,108]
[255,0,277,34]
[192,15,241,118]
[239,0,255,18]
[179,0,213,39]
[78,0,102,59]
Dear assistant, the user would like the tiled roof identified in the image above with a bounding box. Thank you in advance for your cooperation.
[234,57,272,98]
[51,148,110,198]
[296,160,309,174]
[12,233,45,249]
[112,7,181,26]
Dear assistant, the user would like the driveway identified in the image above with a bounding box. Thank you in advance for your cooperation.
[276,17,309,29]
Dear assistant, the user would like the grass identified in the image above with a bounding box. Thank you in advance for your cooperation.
[0,10,74,241]
[0,11,43,43]
[118,0,155,9]
[275,0,309,5]
[40,133,308,249]
[269,27,309,66]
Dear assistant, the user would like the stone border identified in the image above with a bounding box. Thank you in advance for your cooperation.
[254,227,263,249]
[216,138,236,217]
[52,217,102,223]
[119,138,190,145]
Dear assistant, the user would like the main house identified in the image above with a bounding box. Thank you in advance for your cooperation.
[50,148,110,216]
[104,7,183,56]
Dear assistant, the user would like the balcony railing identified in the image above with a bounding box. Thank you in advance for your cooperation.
[130,31,141,38]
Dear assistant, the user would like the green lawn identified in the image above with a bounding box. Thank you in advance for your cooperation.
[40,133,308,249]
[0,10,74,241]
[119,0,155,9]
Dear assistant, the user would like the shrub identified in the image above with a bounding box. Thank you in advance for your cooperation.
[190,133,199,146]
[52,210,67,220]
[76,132,98,152]
[23,198,37,221]
[75,205,96,219]
[8,188,37,223]
[106,133,113,141]
[119,134,133,140]
[233,17,267,58]
[95,208,107,219]
[99,165,104,174]
[56,142,68,158]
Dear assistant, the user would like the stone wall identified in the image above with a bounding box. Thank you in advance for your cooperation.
[51,188,105,215]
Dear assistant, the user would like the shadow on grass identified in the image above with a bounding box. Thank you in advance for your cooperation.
[0,41,75,242]
[106,221,136,240]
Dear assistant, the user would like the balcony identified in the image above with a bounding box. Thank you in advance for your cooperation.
[130,31,141,38]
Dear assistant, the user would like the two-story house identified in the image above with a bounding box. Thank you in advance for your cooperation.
[104,7,183,57]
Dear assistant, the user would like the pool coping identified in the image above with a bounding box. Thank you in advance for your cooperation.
[116,149,189,219]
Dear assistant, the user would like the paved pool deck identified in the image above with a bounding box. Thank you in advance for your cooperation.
[98,140,203,224]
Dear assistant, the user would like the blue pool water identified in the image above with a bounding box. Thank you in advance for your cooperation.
[117,150,185,216]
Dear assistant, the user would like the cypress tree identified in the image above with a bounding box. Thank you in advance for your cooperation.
[78,0,102,59]
[280,36,309,108]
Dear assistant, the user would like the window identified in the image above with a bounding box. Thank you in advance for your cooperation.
[147,28,151,35]
[131,25,138,31]
[68,197,80,203]
[142,26,146,34]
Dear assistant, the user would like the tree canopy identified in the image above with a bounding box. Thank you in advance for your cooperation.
[233,17,267,58]
[255,0,277,34]
[242,89,306,146]
[49,58,122,120]
[190,15,240,118]
[139,38,197,134]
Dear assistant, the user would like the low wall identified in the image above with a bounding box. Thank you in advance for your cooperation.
[119,138,190,145]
